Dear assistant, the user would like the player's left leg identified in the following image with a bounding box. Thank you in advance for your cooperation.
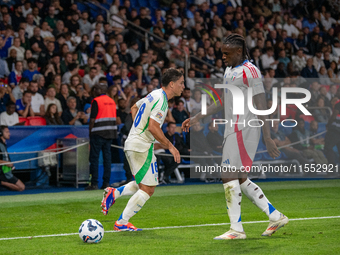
[240,176,288,236]
[114,183,154,231]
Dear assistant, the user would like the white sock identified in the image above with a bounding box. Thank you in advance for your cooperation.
[223,180,243,232]
[117,189,150,225]
[240,178,281,221]
[114,181,139,199]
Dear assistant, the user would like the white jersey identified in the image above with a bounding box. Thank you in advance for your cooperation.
[124,89,168,152]
[223,60,265,137]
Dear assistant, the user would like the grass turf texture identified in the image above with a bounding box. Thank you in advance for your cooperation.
[0,180,340,255]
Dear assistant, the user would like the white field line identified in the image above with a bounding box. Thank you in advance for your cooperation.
[1,215,339,241]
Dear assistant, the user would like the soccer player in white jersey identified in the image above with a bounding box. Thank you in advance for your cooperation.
[182,34,289,240]
[101,68,184,231]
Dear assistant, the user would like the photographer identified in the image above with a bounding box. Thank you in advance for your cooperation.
[0,126,25,191]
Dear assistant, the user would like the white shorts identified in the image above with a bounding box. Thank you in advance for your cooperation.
[125,146,158,186]
[222,126,261,172]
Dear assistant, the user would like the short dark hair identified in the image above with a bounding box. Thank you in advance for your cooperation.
[161,68,183,87]
[0,125,8,135]
[68,63,78,71]
[19,77,29,84]
[23,90,32,96]
[6,101,15,107]
[27,58,36,64]
[167,121,176,127]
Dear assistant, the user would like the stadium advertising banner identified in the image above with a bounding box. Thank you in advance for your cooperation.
[7,126,89,169]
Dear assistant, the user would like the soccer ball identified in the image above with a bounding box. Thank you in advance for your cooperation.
[79,219,104,243]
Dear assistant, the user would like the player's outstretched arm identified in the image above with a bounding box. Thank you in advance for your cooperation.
[148,118,181,163]
[253,93,280,159]
[182,96,223,132]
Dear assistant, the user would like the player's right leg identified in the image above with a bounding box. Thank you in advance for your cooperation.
[101,181,139,215]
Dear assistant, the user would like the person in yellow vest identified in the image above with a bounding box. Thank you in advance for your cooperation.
[86,85,117,190]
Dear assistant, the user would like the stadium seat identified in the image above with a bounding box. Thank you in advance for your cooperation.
[76,2,88,12]
[300,115,315,123]
[18,117,29,126]
[27,117,46,126]
[138,0,150,8]
[78,69,85,77]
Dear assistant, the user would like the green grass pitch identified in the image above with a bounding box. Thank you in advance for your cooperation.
[0,180,340,255]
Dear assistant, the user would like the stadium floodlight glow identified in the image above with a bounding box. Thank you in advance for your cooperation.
[201,84,312,116]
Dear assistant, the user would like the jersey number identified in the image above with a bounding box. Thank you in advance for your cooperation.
[134,103,146,127]
[151,162,158,174]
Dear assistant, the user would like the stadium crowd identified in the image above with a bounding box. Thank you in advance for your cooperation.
[0,0,339,182]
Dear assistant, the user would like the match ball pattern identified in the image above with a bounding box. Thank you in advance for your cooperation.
[79,219,104,243]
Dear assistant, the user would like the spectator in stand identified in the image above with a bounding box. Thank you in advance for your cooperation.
[319,66,331,85]
[8,61,23,88]
[75,84,91,112]
[157,122,189,184]
[313,97,330,123]
[186,69,195,90]
[22,58,40,81]
[0,56,10,78]
[78,11,92,36]
[44,103,63,125]
[324,97,340,164]
[119,42,133,68]
[180,88,194,114]
[83,67,99,92]
[313,51,325,73]
[16,90,34,118]
[326,85,338,101]
[65,12,80,35]
[45,6,58,30]
[8,37,25,61]
[327,61,340,84]
[28,80,45,116]
[11,5,25,32]
[117,98,128,124]
[44,86,62,115]
[0,83,15,114]
[60,52,74,76]
[206,121,223,154]
[301,58,319,78]
[289,118,328,164]
[309,81,320,107]
[292,49,307,72]
[62,63,79,85]
[61,96,88,125]
[38,41,55,69]
[309,120,325,150]
[12,77,29,100]
[6,49,17,72]
[271,120,310,165]
[29,27,46,57]
[138,7,152,30]
[0,101,19,126]
[251,47,264,72]
[172,100,189,124]
[57,83,71,111]
[261,47,278,70]
[319,86,331,108]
